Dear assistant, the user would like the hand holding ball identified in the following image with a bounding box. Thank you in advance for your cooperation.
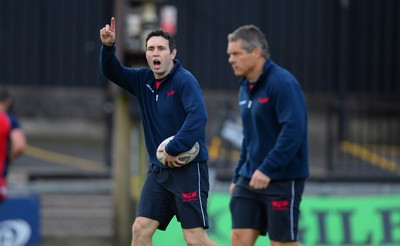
[156,136,200,167]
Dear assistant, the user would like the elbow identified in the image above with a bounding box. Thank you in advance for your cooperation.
[13,140,27,157]
[11,130,27,156]
[17,141,27,154]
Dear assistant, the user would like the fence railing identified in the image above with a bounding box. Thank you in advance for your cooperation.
[325,100,400,182]
[208,100,400,183]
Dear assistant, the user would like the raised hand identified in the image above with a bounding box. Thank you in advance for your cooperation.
[99,17,116,46]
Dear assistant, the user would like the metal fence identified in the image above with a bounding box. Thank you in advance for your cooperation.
[0,0,111,87]
[325,99,400,182]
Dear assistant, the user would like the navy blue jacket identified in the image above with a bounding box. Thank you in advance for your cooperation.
[100,45,208,168]
[233,59,309,182]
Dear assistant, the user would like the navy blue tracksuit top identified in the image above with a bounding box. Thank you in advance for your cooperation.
[233,59,309,182]
[100,45,208,168]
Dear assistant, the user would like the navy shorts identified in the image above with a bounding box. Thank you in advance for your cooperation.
[137,162,210,230]
[230,177,305,242]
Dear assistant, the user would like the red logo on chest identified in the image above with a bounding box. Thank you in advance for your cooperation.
[258,97,269,104]
[167,90,176,96]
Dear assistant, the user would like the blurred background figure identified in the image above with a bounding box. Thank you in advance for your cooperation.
[0,88,27,201]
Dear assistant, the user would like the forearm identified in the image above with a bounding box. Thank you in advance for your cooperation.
[10,129,27,162]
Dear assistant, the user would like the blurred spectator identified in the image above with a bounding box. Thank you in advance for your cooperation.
[0,88,27,201]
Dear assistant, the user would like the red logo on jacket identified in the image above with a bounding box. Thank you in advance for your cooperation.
[258,96,269,104]
[167,90,176,96]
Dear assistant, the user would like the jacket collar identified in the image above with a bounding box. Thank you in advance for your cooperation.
[240,59,273,89]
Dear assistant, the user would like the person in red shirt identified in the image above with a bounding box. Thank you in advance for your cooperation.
[0,88,27,201]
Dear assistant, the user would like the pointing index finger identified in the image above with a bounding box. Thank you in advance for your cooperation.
[110,17,115,31]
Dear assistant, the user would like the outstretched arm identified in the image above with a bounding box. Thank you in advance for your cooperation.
[99,17,116,46]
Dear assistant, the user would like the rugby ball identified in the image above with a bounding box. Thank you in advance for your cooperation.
[156,136,200,165]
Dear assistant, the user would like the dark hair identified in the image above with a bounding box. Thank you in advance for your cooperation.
[0,88,11,103]
[145,29,176,53]
[228,24,270,59]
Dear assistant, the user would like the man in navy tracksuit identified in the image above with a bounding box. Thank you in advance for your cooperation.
[227,25,309,246]
[99,17,217,246]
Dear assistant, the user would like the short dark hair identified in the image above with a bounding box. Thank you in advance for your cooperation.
[145,29,176,53]
[0,88,11,103]
[228,24,270,59]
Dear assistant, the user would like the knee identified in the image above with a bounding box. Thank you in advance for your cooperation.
[131,217,159,245]
[231,229,258,246]
[183,230,197,246]
[183,228,213,246]
[131,219,149,238]
[231,231,241,245]
[184,238,197,246]
[231,230,243,242]
[131,222,140,237]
